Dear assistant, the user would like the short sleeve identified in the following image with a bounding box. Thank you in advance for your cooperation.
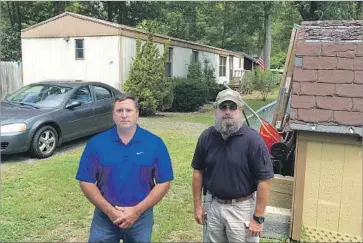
[249,141,274,180]
[191,135,205,170]
[75,141,99,183]
[154,138,174,183]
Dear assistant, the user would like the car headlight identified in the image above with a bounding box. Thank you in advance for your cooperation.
[1,123,27,134]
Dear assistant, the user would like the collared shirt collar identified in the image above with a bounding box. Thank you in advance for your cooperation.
[111,124,143,143]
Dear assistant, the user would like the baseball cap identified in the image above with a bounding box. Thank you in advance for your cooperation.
[215,89,243,107]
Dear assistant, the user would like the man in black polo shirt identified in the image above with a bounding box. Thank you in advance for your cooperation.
[191,88,274,242]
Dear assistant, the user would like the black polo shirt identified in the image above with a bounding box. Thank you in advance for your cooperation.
[191,124,274,200]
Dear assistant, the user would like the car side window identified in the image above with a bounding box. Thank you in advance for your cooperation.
[69,86,92,104]
[93,85,113,101]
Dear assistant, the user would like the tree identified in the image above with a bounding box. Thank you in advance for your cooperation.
[170,55,215,112]
[187,54,208,104]
[1,26,21,61]
[270,2,302,68]
[1,1,362,65]
[291,1,362,21]
[202,59,222,101]
[262,2,273,71]
[123,33,172,116]
[245,69,277,101]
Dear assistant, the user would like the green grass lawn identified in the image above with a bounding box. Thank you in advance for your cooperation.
[0,88,283,242]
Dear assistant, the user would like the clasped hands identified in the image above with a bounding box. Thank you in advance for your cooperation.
[109,206,141,229]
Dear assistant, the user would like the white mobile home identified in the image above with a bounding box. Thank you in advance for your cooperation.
[21,12,257,90]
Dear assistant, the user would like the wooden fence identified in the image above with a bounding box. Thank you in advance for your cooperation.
[1,61,23,100]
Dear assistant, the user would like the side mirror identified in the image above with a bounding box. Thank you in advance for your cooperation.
[66,100,82,109]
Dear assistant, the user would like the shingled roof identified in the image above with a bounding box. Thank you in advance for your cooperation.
[289,20,363,136]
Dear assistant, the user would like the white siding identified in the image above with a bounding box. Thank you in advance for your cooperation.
[171,46,193,77]
[22,35,244,88]
[167,47,230,84]
[233,56,245,78]
[21,36,121,89]
[121,38,232,84]
[122,39,234,85]
[234,56,244,71]
[122,36,164,84]
[217,55,229,84]
[199,52,221,83]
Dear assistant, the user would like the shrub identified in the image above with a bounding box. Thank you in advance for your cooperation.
[169,55,210,112]
[187,56,208,105]
[244,69,277,101]
[124,33,173,116]
[171,78,207,112]
[202,59,222,101]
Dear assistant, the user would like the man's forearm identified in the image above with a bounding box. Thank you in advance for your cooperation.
[79,181,115,216]
[192,169,203,207]
[135,181,170,215]
[254,179,272,217]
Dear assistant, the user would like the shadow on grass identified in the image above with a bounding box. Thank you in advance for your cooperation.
[1,134,93,164]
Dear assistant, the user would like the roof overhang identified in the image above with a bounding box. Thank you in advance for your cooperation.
[237,51,257,63]
[21,12,245,57]
[289,122,362,137]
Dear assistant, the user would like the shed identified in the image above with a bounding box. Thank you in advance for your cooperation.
[288,20,363,242]
[20,12,256,89]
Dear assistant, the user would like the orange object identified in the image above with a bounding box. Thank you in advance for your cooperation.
[259,118,282,153]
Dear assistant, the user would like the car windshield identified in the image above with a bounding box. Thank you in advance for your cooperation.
[5,84,73,108]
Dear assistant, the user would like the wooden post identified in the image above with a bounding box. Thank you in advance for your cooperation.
[272,26,298,128]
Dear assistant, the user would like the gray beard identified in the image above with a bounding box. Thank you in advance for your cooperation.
[214,116,244,138]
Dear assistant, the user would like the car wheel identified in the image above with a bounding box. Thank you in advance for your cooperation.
[30,125,58,159]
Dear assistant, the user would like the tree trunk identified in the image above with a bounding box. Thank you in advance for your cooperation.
[295,1,321,21]
[263,3,272,71]
[53,1,66,15]
[117,2,127,24]
[6,1,14,28]
[221,2,227,49]
[356,1,362,19]
[13,1,22,32]
[107,1,113,22]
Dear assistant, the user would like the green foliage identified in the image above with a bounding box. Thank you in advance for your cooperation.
[244,69,278,101]
[186,55,209,104]
[123,34,172,116]
[271,2,302,58]
[170,55,225,112]
[241,72,255,95]
[170,55,207,112]
[270,52,286,69]
[291,1,362,21]
[1,26,21,61]
[2,1,362,69]
[171,77,206,112]
[202,59,223,101]
[160,77,175,112]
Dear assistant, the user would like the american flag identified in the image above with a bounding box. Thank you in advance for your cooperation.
[256,54,264,71]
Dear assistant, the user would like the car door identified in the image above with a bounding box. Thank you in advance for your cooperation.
[61,85,97,140]
[90,84,115,132]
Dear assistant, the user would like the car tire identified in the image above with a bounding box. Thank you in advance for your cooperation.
[30,125,58,159]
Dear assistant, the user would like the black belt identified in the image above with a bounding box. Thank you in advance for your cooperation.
[212,194,253,204]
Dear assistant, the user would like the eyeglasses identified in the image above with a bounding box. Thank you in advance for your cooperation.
[218,103,238,111]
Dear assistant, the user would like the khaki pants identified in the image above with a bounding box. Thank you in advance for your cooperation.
[203,192,259,243]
